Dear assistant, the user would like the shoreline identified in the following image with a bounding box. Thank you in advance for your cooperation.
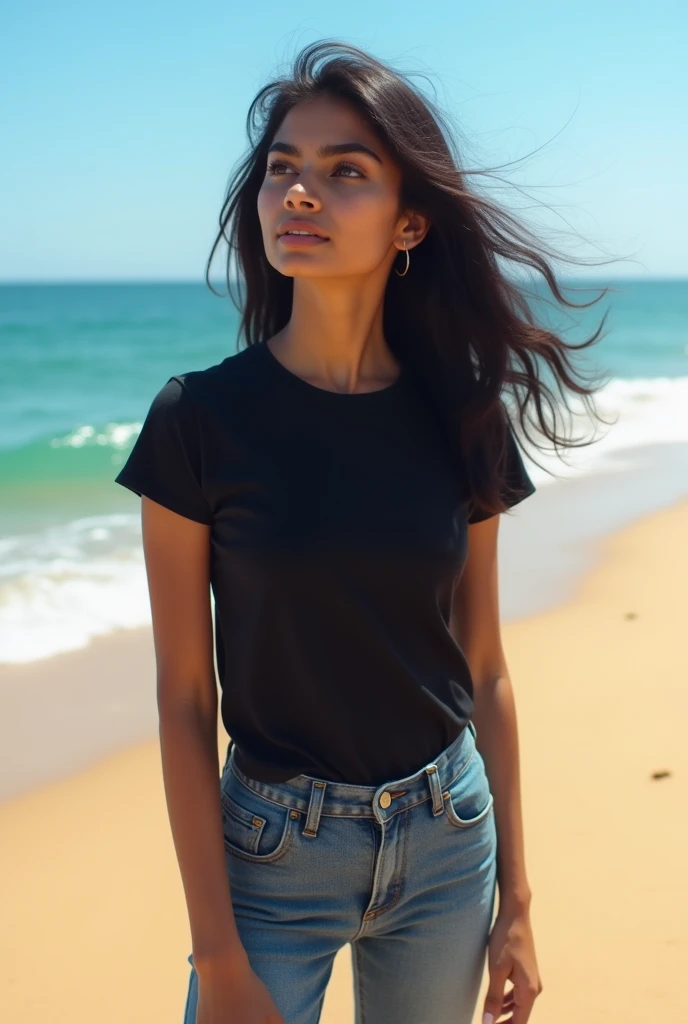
[4,433,688,668]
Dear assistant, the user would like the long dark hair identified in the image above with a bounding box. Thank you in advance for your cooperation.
[206,39,627,519]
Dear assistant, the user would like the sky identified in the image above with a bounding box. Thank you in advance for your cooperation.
[2,0,685,281]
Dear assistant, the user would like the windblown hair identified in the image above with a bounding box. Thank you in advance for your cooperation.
[206,39,627,519]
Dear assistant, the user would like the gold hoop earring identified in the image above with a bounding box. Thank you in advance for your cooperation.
[395,240,410,277]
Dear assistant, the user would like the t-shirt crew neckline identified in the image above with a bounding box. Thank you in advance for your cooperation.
[259,340,407,400]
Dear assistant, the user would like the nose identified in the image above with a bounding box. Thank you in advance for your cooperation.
[284,182,322,211]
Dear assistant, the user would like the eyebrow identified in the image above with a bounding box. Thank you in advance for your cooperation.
[267,141,383,165]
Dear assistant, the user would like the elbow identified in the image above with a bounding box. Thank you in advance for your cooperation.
[156,674,218,725]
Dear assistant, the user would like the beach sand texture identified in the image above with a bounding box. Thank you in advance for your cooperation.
[1,498,686,1023]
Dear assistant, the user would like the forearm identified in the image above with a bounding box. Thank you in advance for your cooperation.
[472,672,532,912]
[158,701,245,968]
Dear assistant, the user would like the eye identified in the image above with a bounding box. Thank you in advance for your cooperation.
[265,160,365,179]
[266,160,295,175]
[331,161,365,178]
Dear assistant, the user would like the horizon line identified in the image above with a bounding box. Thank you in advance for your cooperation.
[1,274,686,286]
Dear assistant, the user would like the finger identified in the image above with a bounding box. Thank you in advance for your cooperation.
[501,985,516,1007]
[483,967,513,1023]
[509,988,538,1024]
[485,983,516,1021]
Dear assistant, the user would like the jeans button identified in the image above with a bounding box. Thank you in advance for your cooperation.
[379,792,391,808]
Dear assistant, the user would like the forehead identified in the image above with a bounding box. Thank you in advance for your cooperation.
[273,96,383,149]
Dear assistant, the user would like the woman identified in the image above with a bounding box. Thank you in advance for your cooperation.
[115,40,612,1024]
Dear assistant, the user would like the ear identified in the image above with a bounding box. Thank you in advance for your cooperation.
[396,210,431,251]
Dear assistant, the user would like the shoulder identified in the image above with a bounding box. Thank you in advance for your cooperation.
[171,345,265,407]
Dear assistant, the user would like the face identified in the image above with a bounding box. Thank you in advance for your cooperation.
[257,95,424,280]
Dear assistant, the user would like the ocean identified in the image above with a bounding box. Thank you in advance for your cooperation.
[1,279,687,664]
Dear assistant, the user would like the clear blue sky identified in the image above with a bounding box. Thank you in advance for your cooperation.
[2,0,685,281]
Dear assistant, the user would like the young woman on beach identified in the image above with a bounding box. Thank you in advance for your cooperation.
[115,40,611,1024]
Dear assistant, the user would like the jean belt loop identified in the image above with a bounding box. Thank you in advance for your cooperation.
[425,764,445,816]
[468,719,477,740]
[303,779,327,837]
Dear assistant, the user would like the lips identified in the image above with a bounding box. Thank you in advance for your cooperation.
[277,232,329,248]
[277,221,330,240]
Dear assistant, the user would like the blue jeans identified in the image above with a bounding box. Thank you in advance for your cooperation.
[182,720,497,1024]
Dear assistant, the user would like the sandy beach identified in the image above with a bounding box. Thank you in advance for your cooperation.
[1,497,686,1023]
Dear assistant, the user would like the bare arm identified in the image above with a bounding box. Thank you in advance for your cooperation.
[451,514,532,912]
[141,495,245,968]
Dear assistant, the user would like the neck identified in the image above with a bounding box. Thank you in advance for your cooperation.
[269,276,401,394]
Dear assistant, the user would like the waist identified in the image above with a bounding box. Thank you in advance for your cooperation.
[224,719,478,820]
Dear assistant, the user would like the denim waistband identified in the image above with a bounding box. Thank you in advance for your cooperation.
[225,720,478,827]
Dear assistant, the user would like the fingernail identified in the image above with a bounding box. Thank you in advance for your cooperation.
[483,1015,494,1024]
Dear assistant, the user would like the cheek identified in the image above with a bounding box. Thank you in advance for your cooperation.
[341,194,398,253]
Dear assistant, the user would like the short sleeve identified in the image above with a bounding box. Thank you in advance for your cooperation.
[114,376,213,525]
[467,418,536,524]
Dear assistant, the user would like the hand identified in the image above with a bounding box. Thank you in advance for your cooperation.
[481,904,543,1024]
[194,948,286,1024]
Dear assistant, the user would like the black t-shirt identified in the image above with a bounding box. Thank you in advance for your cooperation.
[114,342,535,785]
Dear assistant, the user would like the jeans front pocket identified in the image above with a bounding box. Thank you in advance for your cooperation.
[442,748,494,829]
[220,769,297,863]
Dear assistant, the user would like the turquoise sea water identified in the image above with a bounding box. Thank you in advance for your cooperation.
[1,279,687,663]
